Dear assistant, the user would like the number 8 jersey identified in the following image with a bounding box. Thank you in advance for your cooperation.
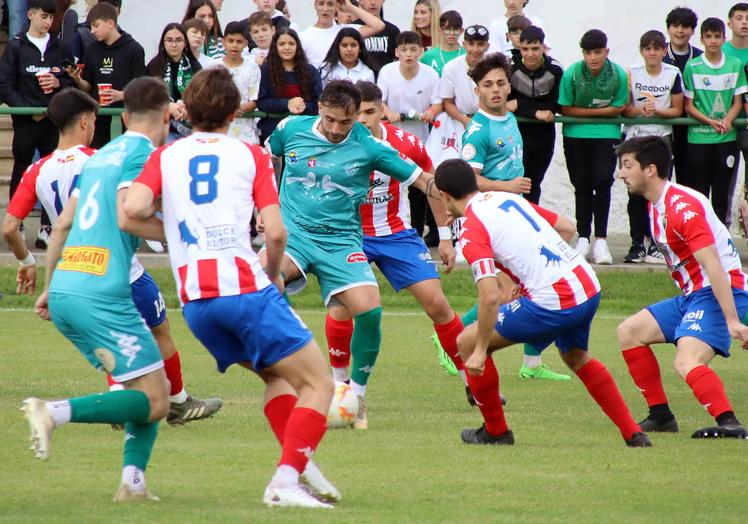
[461,192,600,310]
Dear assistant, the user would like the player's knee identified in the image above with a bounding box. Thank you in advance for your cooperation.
[148,393,170,421]
[423,294,452,323]
[672,353,697,380]
[456,331,473,360]
[616,317,638,348]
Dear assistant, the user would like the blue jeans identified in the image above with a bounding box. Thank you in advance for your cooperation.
[9,0,28,37]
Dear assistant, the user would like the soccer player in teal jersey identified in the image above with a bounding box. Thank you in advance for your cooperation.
[24,77,172,502]
[264,79,448,429]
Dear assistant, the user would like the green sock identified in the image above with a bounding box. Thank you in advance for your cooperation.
[461,304,478,326]
[523,343,542,357]
[350,306,383,387]
[70,390,151,424]
[123,421,160,471]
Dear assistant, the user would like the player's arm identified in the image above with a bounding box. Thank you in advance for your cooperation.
[2,213,37,295]
[685,96,726,133]
[722,93,744,132]
[473,167,531,194]
[465,274,505,375]
[118,187,165,242]
[259,204,286,286]
[529,202,576,243]
[411,170,456,272]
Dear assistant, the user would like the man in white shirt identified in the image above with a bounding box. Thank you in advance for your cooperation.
[488,0,550,58]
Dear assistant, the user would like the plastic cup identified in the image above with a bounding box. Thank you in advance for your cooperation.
[36,71,53,94]
[97,83,113,106]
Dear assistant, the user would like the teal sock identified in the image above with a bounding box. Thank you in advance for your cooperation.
[461,304,478,326]
[70,390,151,424]
[123,421,160,471]
[523,343,542,357]
[350,306,383,387]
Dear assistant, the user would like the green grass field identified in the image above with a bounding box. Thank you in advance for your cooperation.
[1,267,747,523]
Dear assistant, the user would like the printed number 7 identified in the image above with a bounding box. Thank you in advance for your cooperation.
[498,200,540,231]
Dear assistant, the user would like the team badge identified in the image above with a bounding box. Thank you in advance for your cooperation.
[288,151,298,164]
[308,159,317,168]
[496,138,505,149]
[462,143,477,160]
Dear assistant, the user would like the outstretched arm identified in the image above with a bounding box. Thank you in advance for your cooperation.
[411,170,456,272]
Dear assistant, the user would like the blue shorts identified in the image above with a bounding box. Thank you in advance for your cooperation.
[130,271,167,329]
[182,285,313,373]
[495,293,601,353]
[646,286,748,357]
[363,229,439,292]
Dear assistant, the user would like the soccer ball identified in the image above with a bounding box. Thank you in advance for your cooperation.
[327,382,359,429]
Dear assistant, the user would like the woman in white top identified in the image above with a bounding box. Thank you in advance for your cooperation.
[319,28,376,86]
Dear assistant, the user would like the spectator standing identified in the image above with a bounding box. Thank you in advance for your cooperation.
[420,10,464,77]
[558,29,628,264]
[70,0,122,62]
[243,11,275,66]
[219,22,261,144]
[488,0,549,60]
[504,15,530,61]
[411,0,441,49]
[8,0,28,37]
[357,0,400,75]
[183,0,224,59]
[237,0,293,40]
[51,0,77,48]
[319,27,375,86]
[184,17,217,69]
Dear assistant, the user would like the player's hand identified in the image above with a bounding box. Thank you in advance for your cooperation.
[35,290,51,321]
[384,108,401,122]
[256,214,265,233]
[16,264,37,295]
[438,239,456,274]
[465,350,487,376]
[728,320,748,349]
[534,109,555,123]
[506,177,531,194]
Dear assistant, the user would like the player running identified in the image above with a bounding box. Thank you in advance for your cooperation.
[3,88,222,426]
[434,158,651,447]
[262,80,448,429]
[616,136,748,439]
[24,78,176,501]
[124,67,338,508]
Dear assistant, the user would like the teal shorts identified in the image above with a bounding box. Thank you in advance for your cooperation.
[282,223,378,305]
[49,292,163,382]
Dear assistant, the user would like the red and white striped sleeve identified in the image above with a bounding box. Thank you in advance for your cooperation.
[529,202,559,227]
[461,214,496,283]
[7,163,41,220]
[134,146,166,197]
[247,144,279,210]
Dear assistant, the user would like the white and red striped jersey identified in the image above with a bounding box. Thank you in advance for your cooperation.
[360,122,433,236]
[461,192,600,310]
[650,181,748,295]
[136,132,278,305]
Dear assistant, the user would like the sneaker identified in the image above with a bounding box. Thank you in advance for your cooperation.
[263,483,333,509]
[519,363,571,381]
[500,393,507,406]
[461,424,515,445]
[113,484,160,502]
[575,237,590,260]
[353,395,367,430]
[592,238,613,265]
[433,334,458,376]
[167,396,223,426]
[625,431,653,447]
[145,240,165,253]
[691,424,748,439]
[644,244,666,265]
[623,243,646,264]
[35,225,51,249]
[301,461,341,503]
[21,397,54,461]
[638,416,679,433]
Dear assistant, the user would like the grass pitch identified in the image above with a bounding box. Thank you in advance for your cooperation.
[1,267,747,523]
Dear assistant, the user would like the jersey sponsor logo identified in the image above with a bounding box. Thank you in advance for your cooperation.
[683,310,704,322]
[634,82,672,93]
[288,151,299,164]
[418,252,433,261]
[57,246,110,276]
[347,252,368,263]
[363,192,394,205]
[178,220,200,246]
[462,143,477,160]
[205,224,237,250]
[539,245,562,266]
[57,155,77,164]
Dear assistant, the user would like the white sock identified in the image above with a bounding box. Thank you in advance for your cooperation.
[122,465,146,492]
[272,464,300,486]
[350,380,366,399]
[523,355,542,369]
[169,389,189,404]
[46,400,71,427]
[458,369,468,386]
[331,367,350,383]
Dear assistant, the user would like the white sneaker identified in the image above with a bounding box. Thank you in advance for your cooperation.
[575,237,591,260]
[353,395,367,430]
[263,482,333,509]
[644,244,666,265]
[592,238,613,265]
[21,397,55,461]
[113,484,160,502]
[301,461,341,503]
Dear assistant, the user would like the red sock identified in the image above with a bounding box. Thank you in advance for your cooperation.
[279,407,327,473]
[105,373,120,389]
[685,365,733,420]
[163,352,185,396]
[465,357,508,436]
[325,314,353,369]
[622,346,668,407]
[263,394,298,443]
[576,358,640,440]
[434,313,465,371]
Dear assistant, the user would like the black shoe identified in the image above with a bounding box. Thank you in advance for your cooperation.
[465,385,477,406]
[423,233,439,248]
[461,424,514,445]
[625,431,653,447]
[35,225,51,249]
[638,416,679,433]
[500,393,507,406]
[691,424,748,439]
[623,243,646,263]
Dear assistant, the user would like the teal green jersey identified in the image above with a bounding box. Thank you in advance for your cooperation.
[723,42,748,118]
[460,110,524,181]
[268,116,422,235]
[50,132,154,301]
[420,47,465,77]
[683,54,748,143]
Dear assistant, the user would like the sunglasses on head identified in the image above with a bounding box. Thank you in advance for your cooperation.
[465,26,488,37]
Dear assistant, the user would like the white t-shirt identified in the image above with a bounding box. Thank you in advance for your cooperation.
[197,53,218,69]
[27,33,50,55]
[242,46,270,64]
[321,60,375,86]
[487,13,550,59]
[298,23,360,69]
[377,62,441,142]
[439,56,479,115]
[219,58,261,144]
[624,63,683,139]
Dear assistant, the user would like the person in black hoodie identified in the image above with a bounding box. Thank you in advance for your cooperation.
[68,2,145,148]
[70,0,123,61]
[357,0,400,76]
[507,26,563,204]
[0,0,74,242]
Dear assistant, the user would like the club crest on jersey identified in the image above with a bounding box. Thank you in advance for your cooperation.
[347,252,368,263]
[539,246,562,266]
[288,151,298,164]
[462,143,477,160]
[178,220,200,247]
[308,159,317,168]
[496,138,505,149]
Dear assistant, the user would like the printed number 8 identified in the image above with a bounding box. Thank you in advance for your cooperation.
[189,155,219,204]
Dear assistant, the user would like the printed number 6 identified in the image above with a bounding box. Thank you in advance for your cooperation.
[189,155,219,204]
[78,179,101,230]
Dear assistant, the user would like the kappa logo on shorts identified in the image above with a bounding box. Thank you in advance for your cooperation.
[347,252,368,263]
[497,312,505,325]
[687,323,702,332]
[110,331,142,368]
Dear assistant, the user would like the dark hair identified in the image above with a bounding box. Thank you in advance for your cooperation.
[267,28,314,101]
[469,53,511,84]
[440,10,462,29]
[729,3,748,19]
[666,7,698,29]
[183,0,222,38]
[147,23,200,79]
[321,27,377,80]
[435,159,478,199]
[319,80,361,114]
[615,136,672,180]
[249,11,273,30]
[123,77,170,115]
[183,17,209,36]
[47,88,99,131]
[28,0,56,14]
[520,25,545,44]
[223,21,246,39]
[580,29,607,50]
[100,0,122,8]
[86,2,117,24]
[355,80,382,103]
[396,31,422,47]
[184,67,240,131]
[640,29,666,49]
[701,17,726,36]
[507,15,531,33]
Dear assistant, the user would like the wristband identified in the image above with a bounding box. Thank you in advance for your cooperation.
[438,227,451,241]
[19,252,35,267]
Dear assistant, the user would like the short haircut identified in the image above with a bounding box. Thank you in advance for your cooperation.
[223,20,246,38]
[507,15,531,33]
[701,17,726,36]
[580,29,607,50]
[123,77,170,116]
[28,0,56,14]
[87,2,117,24]
[319,80,361,114]
[614,136,672,180]
[520,26,545,44]
[464,24,489,42]
[640,29,666,49]
[183,17,209,36]
[183,67,240,131]
[729,3,748,18]
[666,7,698,29]
[47,88,99,131]
[439,10,462,29]
[469,52,511,84]
[100,0,122,8]
[396,31,422,47]
[249,11,273,30]
[434,159,478,199]
[356,80,382,103]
